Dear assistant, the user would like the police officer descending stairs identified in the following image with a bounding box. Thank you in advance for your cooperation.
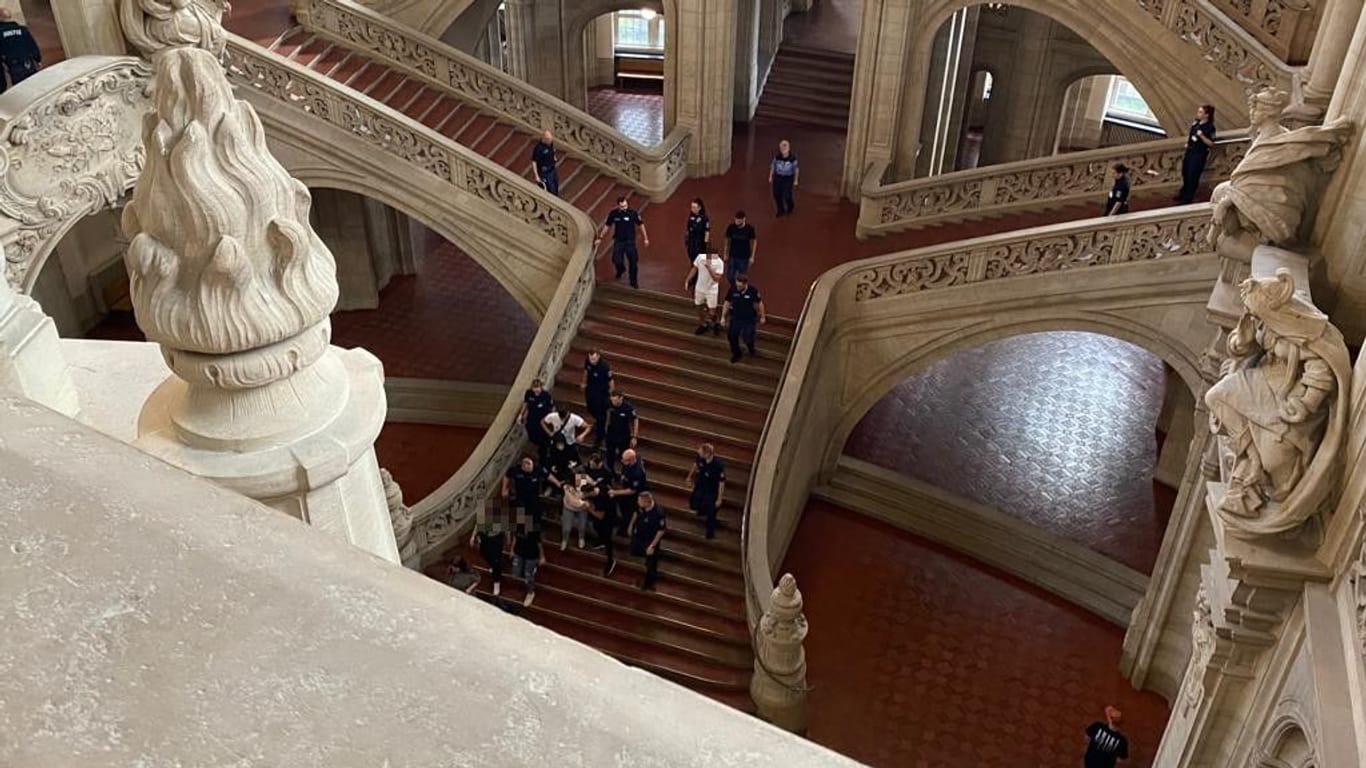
[0,8,39,93]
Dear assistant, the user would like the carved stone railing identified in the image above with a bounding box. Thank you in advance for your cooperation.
[1205,0,1320,64]
[1138,0,1297,92]
[744,206,1218,647]
[0,56,152,293]
[291,0,691,200]
[857,133,1249,238]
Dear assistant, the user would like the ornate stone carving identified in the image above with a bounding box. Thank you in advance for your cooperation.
[1205,0,1313,61]
[119,0,229,58]
[1354,506,1366,662]
[381,467,417,565]
[1209,89,1352,257]
[750,573,809,732]
[1171,0,1282,91]
[0,58,153,291]
[1204,266,1351,535]
[1182,586,1216,716]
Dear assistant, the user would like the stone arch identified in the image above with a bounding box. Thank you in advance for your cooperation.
[1256,713,1318,768]
[562,0,671,117]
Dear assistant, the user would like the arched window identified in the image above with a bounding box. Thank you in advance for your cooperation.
[613,9,665,53]
[1105,76,1157,126]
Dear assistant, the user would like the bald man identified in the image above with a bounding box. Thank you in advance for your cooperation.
[607,448,649,538]
[1083,706,1129,768]
[531,129,559,196]
[0,7,39,92]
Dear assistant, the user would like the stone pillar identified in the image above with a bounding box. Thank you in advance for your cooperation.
[502,0,533,82]
[0,276,79,417]
[123,43,398,563]
[1298,0,1366,113]
[734,0,761,122]
[750,573,809,733]
[1154,372,1196,489]
[982,11,1051,167]
[842,0,920,199]
[381,468,419,567]
[913,6,978,176]
[49,0,126,56]
[670,0,738,175]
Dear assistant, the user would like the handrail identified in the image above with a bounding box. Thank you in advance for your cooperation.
[1137,0,1296,92]
[857,132,1249,237]
[742,205,1216,630]
[291,0,691,201]
[1203,0,1318,63]
[223,34,599,564]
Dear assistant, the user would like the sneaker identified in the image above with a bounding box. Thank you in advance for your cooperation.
[523,591,535,607]
[730,353,742,364]
[694,325,709,335]
[560,538,568,552]
[493,582,501,597]
[578,535,586,548]
[605,560,617,577]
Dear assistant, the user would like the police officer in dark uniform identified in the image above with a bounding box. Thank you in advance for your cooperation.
[501,454,556,526]
[582,348,614,448]
[686,442,727,540]
[608,449,649,538]
[595,196,650,289]
[518,377,555,462]
[1104,163,1131,216]
[0,8,39,92]
[721,274,767,364]
[531,129,559,196]
[603,390,638,470]
[584,452,618,575]
[1177,104,1216,204]
[629,491,668,591]
[684,198,710,289]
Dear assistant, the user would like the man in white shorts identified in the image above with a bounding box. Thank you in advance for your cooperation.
[686,249,726,336]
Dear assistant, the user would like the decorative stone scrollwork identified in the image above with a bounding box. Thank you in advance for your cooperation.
[1354,507,1366,663]
[381,467,417,565]
[1204,266,1351,536]
[1171,0,1282,91]
[1181,586,1216,716]
[0,59,153,291]
[120,0,230,58]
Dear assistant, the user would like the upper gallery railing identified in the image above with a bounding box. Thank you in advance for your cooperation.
[857,132,1248,238]
[1203,0,1319,64]
[743,205,1215,625]
[290,0,691,200]
[224,34,598,564]
[1135,0,1297,91]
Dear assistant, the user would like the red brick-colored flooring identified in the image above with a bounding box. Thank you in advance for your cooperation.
[375,422,487,501]
[785,498,1170,768]
[587,86,664,146]
[844,332,1171,574]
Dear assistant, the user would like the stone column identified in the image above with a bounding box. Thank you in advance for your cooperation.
[983,11,1051,167]
[1299,0,1366,111]
[750,573,809,733]
[670,0,738,175]
[0,275,79,417]
[502,0,533,81]
[49,0,126,56]
[842,0,920,199]
[733,0,761,122]
[123,42,398,563]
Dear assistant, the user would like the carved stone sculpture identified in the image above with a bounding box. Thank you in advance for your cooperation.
[0,266,79,416]
[1181,587,1215,716]
[1204,267,1351,535]
[1208,89,1352,259]
[381,467,418,567]
[127,46,396,562]
[120,0,229,58]
[750,573,809,733]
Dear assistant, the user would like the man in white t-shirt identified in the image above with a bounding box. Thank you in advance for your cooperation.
[685,250,726,336]
[542,407,591,447]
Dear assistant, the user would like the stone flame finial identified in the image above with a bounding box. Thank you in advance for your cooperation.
[122,47,338,386]
[120,0,230,58]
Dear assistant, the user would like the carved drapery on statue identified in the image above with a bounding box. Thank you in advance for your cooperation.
[120,0,230,58]
[1204,268,1351,536]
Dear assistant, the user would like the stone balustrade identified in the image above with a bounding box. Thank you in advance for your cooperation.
[1139,0,1298,91]
[291,0,691,200]
[1204,0,1319,64]
[857,133,1249,238]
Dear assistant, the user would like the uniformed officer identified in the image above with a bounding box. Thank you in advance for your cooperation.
[683,198,710,289]
[686,443,727,540]
[595,196,651,288]
[721,274,767,364]
[518,377,555,461]
[608,449,649,538]
[603,390,639,469]
[584,452,618,576]
[1177,104,1216,204]
[1104,163,1130,217]
[629,491,668,591]
[501,454,556,525]
[531,129,559,196]
[582,349,614,447]
[0,9,39,92]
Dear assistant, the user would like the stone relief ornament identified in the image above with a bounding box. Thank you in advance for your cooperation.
[1209,89,1352,258]
[1182,586,1216,716]
[1204,266,1351,536]
[120,0,230,58]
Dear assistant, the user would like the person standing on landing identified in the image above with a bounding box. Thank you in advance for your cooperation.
[769,140,799,216]
[724,210,757,285]
[1176,104,1216,204]
[531,129,559,196]
[595,196,650,289]
[685,249,726,336]
[1083,706,1130,768]
[1104,163,1131,216]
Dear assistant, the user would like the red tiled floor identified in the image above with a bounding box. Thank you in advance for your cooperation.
[783,0,864,54]
[785,498,1170,768]
[587,86,664,146]
[844,332,1171,574]
[375,422,487,502]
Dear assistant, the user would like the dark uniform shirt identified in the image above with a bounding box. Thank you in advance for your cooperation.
[632,503,667,548]
[605,208,643,242]
[693,456,726,494]
[1186,121,1215,160]
[606,399,637,439]
[506,464,548,506]
[524,388,553,426]
[0,21,39,67]
[587,465,616,512]
[1106,176,1130,215]
[725,286,762,324]
[725,223,756,261]
[585,358,613,397]
[685,211,710,249]
[513,529,542,560]
[532,141,556,173]
[620,460,650,498]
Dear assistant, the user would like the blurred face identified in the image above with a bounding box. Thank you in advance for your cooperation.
[736,277,749,289]
[531,383,542,394]
[1196,106,1208,122]
[779,140,790,154]
[617,199,628,210]
[1104,706,1122,725]
[542,129,554,143]
[690,201,701,213]
[520,457,534,472]
[611,393,623,405]
[735,216,745,225]
[588,351,600,363]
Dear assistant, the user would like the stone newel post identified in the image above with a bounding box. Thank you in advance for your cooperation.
[381,468,418,567]
[750,572,810,732]
[0,274,79,417]
[123,45,398,563]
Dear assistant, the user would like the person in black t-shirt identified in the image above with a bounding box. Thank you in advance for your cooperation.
[0,9,40,92]
[518,378,555,461]
[469,503,509,597]
[595,196,651,288]
[603,391,639,469]
[510,515,545,608]
[686,442,727,539]
[583,452,618,575]
[1105,163,1131,216]
[1083,706,1130,768]
[721,274,767,363]
[582,349,614,448]
[724,211,758,284]
[1177,104,1216,204]
[531,129,559,196]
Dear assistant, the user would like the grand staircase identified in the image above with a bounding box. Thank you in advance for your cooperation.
[429,283,796,711]
[266,29,650,231]
[754,44,853,132]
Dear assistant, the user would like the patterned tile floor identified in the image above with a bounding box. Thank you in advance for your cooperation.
[844,332,1172,574]
[587,87,664,146]
[785,498,1170,768]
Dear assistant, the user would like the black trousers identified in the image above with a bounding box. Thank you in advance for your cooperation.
[527,422,551,462]
[585,389,610,444]
[593,509,616,569]
[478,534,504,584]
[538,166,559,196]
[634,539,661,588]
[773,175,795,214]
[727,257,750,284]
[692,489,719,539]
[1177,154,1207,204]
[728,319,757,357]
[612,240,639,287]
[605,435,629,470]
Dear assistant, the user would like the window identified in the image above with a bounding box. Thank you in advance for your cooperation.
[1105,77,1158,125]
[614,9,665,52]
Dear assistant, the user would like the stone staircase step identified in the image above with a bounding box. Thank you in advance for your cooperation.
[574,324,784,378]
[552,386,764,447]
